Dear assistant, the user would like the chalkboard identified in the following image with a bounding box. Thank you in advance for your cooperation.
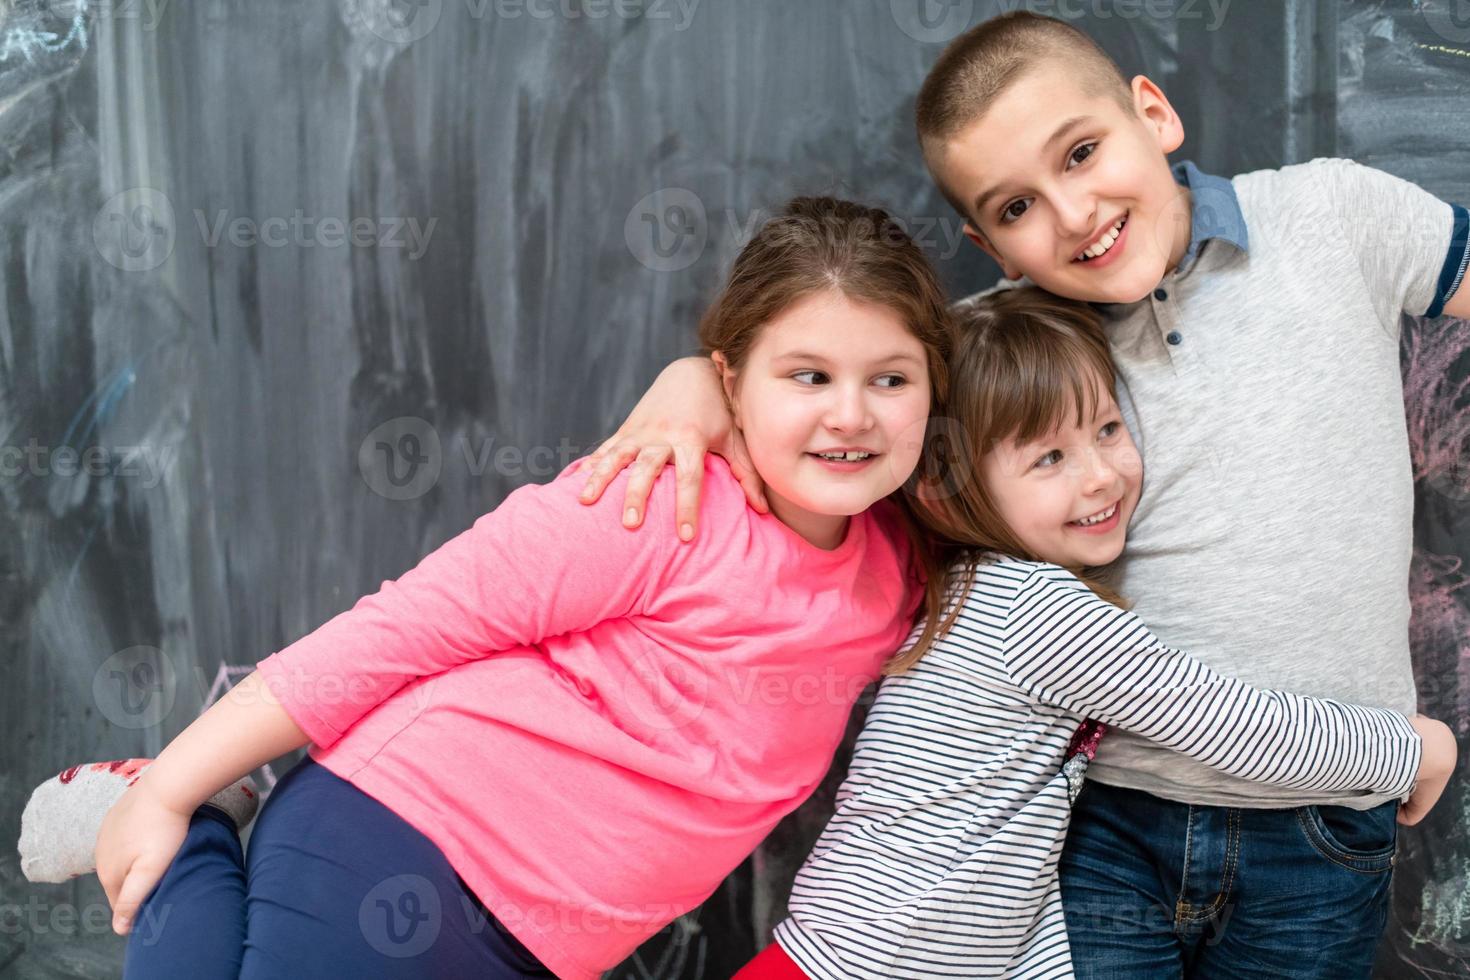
[1,1,1465,977]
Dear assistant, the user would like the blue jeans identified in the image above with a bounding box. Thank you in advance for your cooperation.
[1058,780,1397,978]
[123,755,554,979]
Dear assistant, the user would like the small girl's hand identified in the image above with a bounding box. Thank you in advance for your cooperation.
[96,782,193,935]
[1400,714,1458,826]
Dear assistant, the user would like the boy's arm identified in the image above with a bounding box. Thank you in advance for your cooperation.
[253,459,676,749]
[1001,569,1440,801]
[575,356,768,539]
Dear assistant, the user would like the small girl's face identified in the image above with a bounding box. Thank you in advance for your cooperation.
[715,289,931,550]
[979,374,1143,569]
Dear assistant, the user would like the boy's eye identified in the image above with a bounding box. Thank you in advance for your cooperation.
[998,143,1096,227]
[875,374,907,389]
[1068,141,1097,168]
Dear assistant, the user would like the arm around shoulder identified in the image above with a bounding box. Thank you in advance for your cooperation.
[576,355,767,536]
[1001,567,1424,799]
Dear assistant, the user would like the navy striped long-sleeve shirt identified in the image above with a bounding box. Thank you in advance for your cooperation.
[772,556,1422,979]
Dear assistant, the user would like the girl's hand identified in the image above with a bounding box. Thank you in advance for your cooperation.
[1400,714,1458,826]
[577,356,767,539]
[96,781,194,935]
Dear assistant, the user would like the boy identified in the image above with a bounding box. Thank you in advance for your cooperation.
[577,11,1469,978]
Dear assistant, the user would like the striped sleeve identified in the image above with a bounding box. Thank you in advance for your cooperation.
[1001,568,1422,799]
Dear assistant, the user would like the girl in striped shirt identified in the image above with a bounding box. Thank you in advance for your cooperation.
[581,286,1456,979]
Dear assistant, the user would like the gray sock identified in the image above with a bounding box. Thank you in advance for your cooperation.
[18,759,260,883]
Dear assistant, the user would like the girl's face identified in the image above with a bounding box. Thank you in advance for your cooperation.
[715,289,932,551]
[979,372,1143,569]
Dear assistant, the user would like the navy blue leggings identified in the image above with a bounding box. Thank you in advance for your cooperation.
[123,755,555,979]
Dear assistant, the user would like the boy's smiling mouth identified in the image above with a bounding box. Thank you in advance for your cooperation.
[1072,213,1128,264]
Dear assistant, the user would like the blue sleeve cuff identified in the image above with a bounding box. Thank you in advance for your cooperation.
[1426,203,1470,318]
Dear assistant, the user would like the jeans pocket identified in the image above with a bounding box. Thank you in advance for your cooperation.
[1295,802,1397,874]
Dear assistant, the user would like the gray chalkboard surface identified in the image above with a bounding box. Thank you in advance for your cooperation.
[2,1,1466,977]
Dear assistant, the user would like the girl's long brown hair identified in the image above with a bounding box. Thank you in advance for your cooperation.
[883,285,1132,676]
[696,196,958,671]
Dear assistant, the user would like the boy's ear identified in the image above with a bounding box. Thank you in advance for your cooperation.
[1130,75,1185,154]
[963,222,1023,280]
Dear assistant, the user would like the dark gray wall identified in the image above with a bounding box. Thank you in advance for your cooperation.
[2,1,1467,976]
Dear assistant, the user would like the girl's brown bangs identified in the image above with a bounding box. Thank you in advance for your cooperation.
[987,337,1111,449]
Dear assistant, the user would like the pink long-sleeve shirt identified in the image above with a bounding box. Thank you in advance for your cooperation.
[253,454,924,979]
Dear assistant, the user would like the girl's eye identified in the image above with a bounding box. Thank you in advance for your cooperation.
[1068,141,1097,169]
[792,371,907,389]
[1034,449,1063,469]
[1100,420,1120,438]
[1000,198,1031,224]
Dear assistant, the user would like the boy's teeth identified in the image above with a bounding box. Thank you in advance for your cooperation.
[1078,217,1126,261]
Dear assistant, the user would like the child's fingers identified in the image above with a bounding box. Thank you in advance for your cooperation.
[669,443,706,541]
[97,855,123,918]
[578,442,638,504]
[619,447,671,527]
[724,433,768,514]
[112,858,165,934]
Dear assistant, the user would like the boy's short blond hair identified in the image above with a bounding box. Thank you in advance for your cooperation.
[915,12,1135,222]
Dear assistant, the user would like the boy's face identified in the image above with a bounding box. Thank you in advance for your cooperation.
[713,289,931,551]
[938,69,1191,305]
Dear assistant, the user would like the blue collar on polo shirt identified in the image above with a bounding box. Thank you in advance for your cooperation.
[1170,159,1250,273]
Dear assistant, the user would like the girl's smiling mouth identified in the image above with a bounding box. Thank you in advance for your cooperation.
[1067,499,1121,533]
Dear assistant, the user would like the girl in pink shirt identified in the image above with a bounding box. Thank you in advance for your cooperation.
[28,197,960,979]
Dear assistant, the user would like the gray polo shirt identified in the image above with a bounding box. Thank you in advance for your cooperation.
[957,157,1469,810]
